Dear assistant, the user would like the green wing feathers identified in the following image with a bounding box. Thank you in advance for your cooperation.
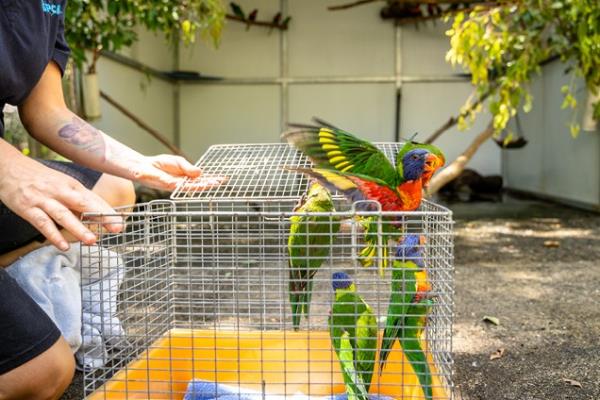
[282,127,399,187]
[330,291,378,396]
[355,305,378,393]
[288,183,340,330]
[335,330,370,400]
[379,261,418,373]
[400,299,434,400]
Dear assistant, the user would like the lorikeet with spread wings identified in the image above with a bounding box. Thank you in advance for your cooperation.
[288,181,340,331]
[329,272,378,398]
[379,234,433,400]
[282,127,445,273]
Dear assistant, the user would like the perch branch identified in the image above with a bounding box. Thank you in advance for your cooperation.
[225,14,289,30]
[426,122,494,195]
[392,5,492,24]
[424,89,492,144]
[329,0,493,10]
[99,91,192,162]
[328,0,380,11]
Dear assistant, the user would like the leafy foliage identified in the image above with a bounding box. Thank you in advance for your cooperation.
[446,0,600,136]
[65,0,225,72]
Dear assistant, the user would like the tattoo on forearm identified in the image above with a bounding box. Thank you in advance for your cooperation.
[58,116,106,159]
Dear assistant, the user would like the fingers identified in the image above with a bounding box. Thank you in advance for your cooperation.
[152,155,201,178]
[55,183,124,234]
[22,207,69,251]
[40,199,97,246]
[175,157,201,178]
[180,175,229,192]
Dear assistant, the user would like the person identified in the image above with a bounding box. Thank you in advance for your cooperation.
[0,1,219,398]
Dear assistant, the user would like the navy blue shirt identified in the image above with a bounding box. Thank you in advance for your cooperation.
[0,0,70,137]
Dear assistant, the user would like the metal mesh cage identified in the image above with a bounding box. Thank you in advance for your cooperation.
[171,143,413,201]
[81,144,454,400]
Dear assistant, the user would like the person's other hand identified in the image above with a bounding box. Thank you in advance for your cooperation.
[130,155,227,191]
[0,154,123,251]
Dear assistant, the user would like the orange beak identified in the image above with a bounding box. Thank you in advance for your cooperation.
[422,153,443,187]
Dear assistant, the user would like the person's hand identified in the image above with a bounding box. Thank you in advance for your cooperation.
[129,155,227,191]
[0,153,123,251]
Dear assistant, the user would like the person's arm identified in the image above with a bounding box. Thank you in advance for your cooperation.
[0,138,122,251]
[19,62,203,190]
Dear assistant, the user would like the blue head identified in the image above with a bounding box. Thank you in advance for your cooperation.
[395,234,425,268]
[401,148,436,182]
[331,272,354,291]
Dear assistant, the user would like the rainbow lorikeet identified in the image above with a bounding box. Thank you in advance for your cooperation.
[379,235,433,400]
[329,272,378,398]
[288,182,340,331]
[282,127,445,273]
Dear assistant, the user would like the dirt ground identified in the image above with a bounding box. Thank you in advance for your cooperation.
[451,197,600,400]
[61,196,600,399]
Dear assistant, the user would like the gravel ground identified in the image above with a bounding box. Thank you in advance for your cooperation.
[62,197,600,399]
[451,197,600,400]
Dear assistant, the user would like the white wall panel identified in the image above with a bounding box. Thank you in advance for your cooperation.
[288,83,396,142]
[505,62,600,206]
[128,28,174,71]
[288,0,395,77]
[401,23,456,76]
[502,78,545,194]
[179,85,280,160]
[179,0,280,78]
[93,58,174,156]
[541,63,599,204]
[401,82,500,176]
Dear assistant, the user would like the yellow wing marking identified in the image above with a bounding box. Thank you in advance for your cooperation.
[318,129,336,139]
[329,156,347,164]
[322,144,340,151]
[340,164,354,172]
[319,137,336,144]
[327,150,343,157]
[335,161,351,169]
[317,169,357,191]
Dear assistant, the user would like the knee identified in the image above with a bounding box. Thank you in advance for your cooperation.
[93,174,136,209]
[0,338,75,400]
[36,347,75,400]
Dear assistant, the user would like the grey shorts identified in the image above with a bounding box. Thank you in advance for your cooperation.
[0,159,102,254]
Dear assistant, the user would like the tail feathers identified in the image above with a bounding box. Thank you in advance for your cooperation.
[401,338,433,400]
[358,242,388,274]
[289,284,301,331]
[289,275,315,331]
[378,332,396,375]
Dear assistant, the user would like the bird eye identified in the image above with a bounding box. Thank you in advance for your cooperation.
[411,154,419,160]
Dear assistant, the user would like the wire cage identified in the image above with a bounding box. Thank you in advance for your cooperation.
[81,144,454,400]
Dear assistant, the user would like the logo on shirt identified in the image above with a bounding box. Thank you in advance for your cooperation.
[41,0,62,16]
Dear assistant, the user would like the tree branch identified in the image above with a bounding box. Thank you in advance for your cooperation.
[424,89,492,144]
[99,91,192,162]
[225,14,289,30]
[329,0,494,10]
[426,122,494,195]
[328,0,381,11]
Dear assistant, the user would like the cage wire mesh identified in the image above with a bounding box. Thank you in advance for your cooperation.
[81,143,454,400]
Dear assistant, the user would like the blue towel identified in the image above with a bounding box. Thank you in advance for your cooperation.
[184,379,394,400]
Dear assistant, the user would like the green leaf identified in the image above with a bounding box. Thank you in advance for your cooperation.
[483,316,500,326]
[570,123,581,137]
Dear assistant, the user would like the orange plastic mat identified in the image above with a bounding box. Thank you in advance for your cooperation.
[88,329,448,399]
